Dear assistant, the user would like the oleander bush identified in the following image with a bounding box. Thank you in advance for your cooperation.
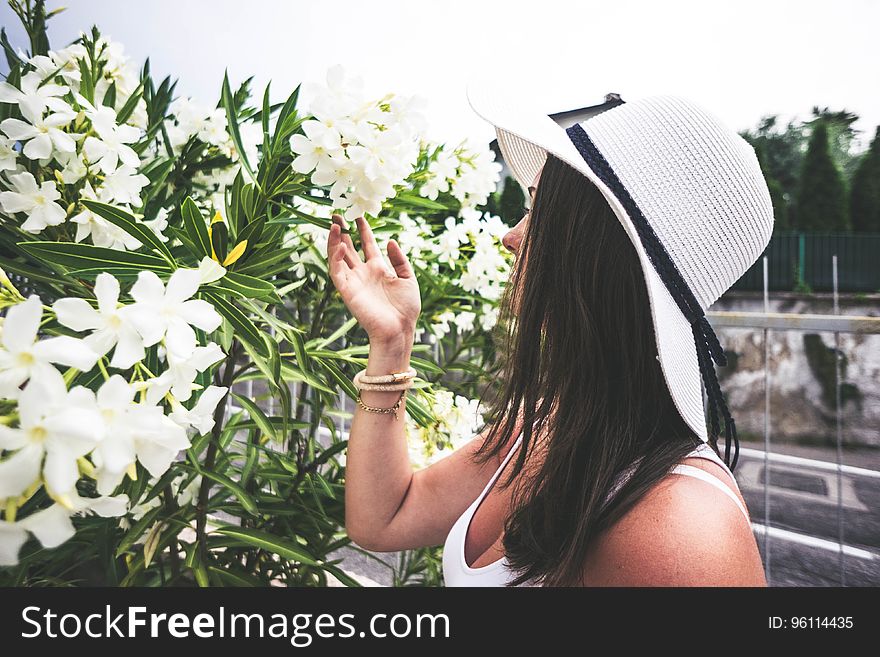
[0,0,514,586]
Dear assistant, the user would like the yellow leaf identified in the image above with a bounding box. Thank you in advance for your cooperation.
[211,210,224,225]
[222,239,248,266]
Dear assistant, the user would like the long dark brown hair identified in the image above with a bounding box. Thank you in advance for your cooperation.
[473,152,726,586]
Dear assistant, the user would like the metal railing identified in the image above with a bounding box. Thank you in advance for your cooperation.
[708,255,880,586]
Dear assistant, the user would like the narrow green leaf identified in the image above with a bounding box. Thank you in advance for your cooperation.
[214,526,319,565]
[209,271,276,299]
[20,241,170,272]
[221,70,257,185]
[203,291,267,356]
[231,392,277,442]
[81,199,175,264]
[181,196,211,257]
[197,468,258,515]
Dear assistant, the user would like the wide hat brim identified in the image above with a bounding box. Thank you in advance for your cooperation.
[467,79,709,442]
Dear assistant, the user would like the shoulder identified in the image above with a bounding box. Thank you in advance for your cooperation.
[581,458,766,586]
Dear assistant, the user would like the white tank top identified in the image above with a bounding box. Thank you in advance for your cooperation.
[442,433,750,587]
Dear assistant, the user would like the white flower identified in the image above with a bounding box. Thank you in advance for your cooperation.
[0,70,73,118]
[69,181,141,250]
[100,164,149,207]
[55,149,88,183]
[0,135,17,172]
[53,272,145,369]
[0,170,69,233]
[143,208,170,243]
[169,385,228,435]
[0,102,77,161]
[290,120,345,174]
[142,342,224,405]
[0,492,128,566]
[28,45,88,88]
[0,295,98,399]
[78,94,142,174]
[126,269,222,359]
[196,255,226,283]
[88,375,191,495]
[0,368,102,501]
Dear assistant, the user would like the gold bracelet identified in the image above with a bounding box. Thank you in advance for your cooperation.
[356,389,407,420]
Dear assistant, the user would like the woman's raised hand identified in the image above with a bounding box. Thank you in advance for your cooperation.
[326,213,421,345]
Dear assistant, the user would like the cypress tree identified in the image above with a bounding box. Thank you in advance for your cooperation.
[498,175,526,224]
[753,140,789,231]
[849,126,880,233]
[795,121,850,231]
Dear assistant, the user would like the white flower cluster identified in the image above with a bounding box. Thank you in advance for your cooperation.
[405,390,487,469]
[290,65,428,221]
[165,96,264,214]
[0,267,227,566]
[419,140,503,209]
[0,37,160,249]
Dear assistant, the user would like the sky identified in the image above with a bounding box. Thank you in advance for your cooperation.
[1,0,878,151]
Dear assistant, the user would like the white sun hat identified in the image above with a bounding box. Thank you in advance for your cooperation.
[466,79,774,468]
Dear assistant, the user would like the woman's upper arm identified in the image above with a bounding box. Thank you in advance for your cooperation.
[359,427,506,552]
[582,475,766,586]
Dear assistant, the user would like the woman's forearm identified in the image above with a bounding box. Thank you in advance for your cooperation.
[343,333,416,550]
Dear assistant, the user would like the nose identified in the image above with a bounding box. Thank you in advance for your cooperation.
[502,216,527,254]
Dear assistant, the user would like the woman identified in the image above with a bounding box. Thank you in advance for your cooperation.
[326,88,772,586]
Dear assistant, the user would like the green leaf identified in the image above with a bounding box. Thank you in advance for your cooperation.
[181,196,211,258]
[210,218,228,263]
[197,468,258,515]
[306,316,358,350]
[221,70,257,185]
[394,190,448,210]
[20,241,171,273]
[213,526,319,565]
[231,392,277,442]
[209,271,276,299]
[203,291,267,356]
[81,199,175,264]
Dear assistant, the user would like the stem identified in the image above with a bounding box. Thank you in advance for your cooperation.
[195,341,240,563]
[162,484,181,580]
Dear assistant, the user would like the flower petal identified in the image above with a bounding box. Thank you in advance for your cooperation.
[0,522,29,566]
[94,272,120,315]
[20,504,75,548]
[130,270,165,305]
[0,443,43,498]
[164,318,196,359]
[2,295,41,353]
[165,267,201,305]
[108,325,144,369]
[33,335,98,371]
[177,299,222,332]
[52,297,101,332]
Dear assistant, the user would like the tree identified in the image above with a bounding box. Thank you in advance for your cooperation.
[795,121,850,232]
[849,126,880,233]
[753,140,789,231]
[499,175,526,225]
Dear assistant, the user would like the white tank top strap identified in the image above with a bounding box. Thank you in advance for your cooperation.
[670,443,750,522]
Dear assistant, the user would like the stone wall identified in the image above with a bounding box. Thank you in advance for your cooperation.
[711,292,880,448]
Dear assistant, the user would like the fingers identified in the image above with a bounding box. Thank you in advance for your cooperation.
[329,214,361,269]
[386,238,415,279]
[327,223,352,291]
[354,215,383,262]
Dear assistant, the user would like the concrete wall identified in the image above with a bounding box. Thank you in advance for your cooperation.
[711,292,880,448]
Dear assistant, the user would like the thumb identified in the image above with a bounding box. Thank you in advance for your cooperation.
[386,239,415,279]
